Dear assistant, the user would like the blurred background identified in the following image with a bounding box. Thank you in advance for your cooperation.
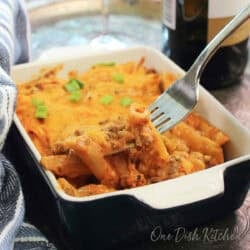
[25,0,162,59]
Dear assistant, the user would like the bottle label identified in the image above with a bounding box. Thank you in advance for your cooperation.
[208,0,250,46]
[162,0,176,30]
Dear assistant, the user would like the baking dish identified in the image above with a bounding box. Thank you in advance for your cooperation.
[5,46,250,250]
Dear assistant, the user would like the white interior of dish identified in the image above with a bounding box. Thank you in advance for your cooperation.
[11,46,250,209]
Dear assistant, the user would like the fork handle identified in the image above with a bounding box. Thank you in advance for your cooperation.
[189,4,250,84]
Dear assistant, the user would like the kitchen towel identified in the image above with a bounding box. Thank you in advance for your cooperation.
[0,0,56,249]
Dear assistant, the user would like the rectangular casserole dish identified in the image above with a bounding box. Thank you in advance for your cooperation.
[4,46,250,250]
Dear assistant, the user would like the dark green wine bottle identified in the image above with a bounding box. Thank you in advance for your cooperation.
[162,0,249,90]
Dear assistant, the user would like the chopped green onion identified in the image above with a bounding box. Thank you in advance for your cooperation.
[35,105,48,119]
[69,91,81,102]
[32,98,44,107]
[100,95,113,105]
[120,97,133,107]
[95,62,116,67]
[32,98,48,119]
[64,79,84,93]
[112,73,124,84]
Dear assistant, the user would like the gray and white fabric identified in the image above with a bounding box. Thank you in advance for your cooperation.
[0,0,56,249]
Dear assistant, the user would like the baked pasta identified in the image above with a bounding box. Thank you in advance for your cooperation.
[16,59,229,197]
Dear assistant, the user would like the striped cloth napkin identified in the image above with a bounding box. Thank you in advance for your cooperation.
[0,0,56,249]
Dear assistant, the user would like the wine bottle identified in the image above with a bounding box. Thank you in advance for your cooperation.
[162,0,250,89]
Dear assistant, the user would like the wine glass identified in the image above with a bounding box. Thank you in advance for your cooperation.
[90,0,137,48]
[30,0,162,59]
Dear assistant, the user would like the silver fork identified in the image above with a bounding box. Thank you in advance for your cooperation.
[150,4,250,134]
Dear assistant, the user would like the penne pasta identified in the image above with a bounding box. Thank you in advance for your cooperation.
[56,135,119,188]
[170,122,224,166]
[17,60,229,197]
[41,154,91,178]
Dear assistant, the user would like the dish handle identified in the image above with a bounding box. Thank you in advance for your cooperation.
[131,156,250,210]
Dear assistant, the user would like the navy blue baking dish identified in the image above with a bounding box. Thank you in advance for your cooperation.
[5,46,250,250]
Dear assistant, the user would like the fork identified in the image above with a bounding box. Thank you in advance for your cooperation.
[149,4,250,134]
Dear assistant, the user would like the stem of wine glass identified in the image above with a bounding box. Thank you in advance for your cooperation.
[102,0,110,35]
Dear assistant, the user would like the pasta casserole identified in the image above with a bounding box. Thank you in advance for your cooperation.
[16,59,229,197]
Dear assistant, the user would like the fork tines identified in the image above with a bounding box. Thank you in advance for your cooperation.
[149,92,192,134]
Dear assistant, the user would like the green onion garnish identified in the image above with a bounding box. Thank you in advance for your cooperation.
[112,73,124,84]
[32,98,44,107]
[100,95,113,105]
[120,97,133,107]
[95,62,116,67]
[35,105,48,119]
[64,79,84,93]
[32,98,48,119]
[69,90,81,102]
